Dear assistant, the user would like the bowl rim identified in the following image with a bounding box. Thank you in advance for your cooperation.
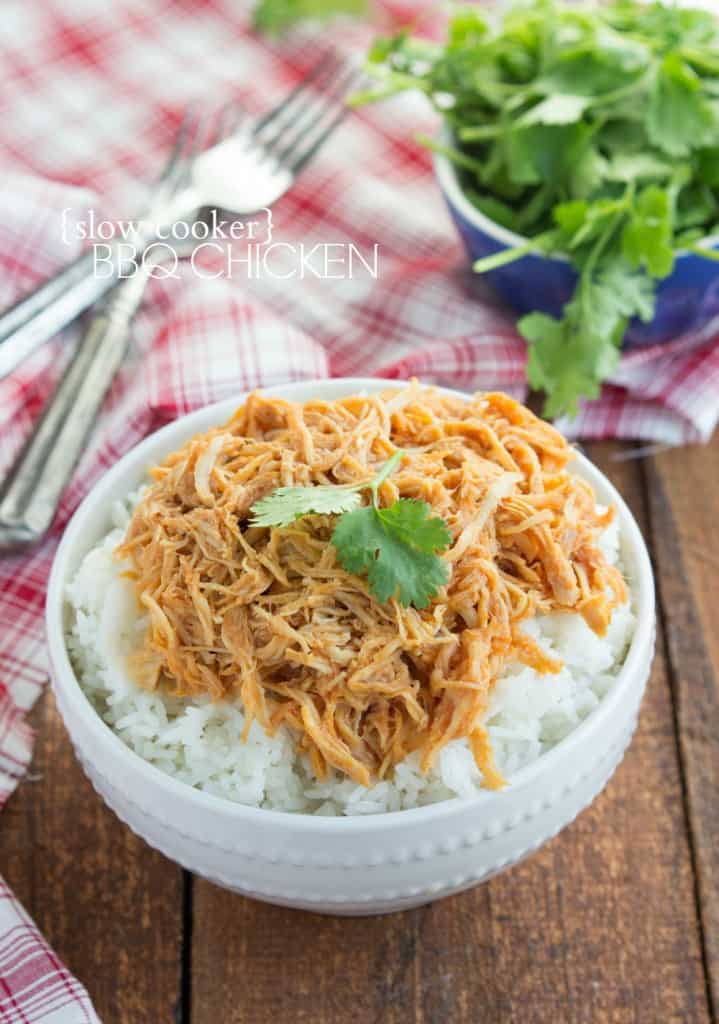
[46,377,655,832]
[433,124,719,258]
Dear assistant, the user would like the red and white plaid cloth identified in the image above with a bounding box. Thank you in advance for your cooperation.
[0,880,99,1024]
[1,1,719,1020]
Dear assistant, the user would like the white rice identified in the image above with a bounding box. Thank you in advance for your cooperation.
[64,494,635,816]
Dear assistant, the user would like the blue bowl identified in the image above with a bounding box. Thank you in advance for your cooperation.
[434,143,719,348]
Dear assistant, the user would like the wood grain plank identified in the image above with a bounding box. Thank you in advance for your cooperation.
[0,688,184,1024]
[644,439,719,1017]
[190,443,709,1024]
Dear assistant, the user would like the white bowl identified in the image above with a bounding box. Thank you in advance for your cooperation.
[46,378,655,916]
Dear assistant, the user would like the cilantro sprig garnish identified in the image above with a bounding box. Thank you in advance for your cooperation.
[249,451,452,609]
[361,0,719,417]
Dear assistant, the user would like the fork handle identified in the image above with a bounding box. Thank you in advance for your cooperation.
[0,248,134,380]
[0,290,139,550]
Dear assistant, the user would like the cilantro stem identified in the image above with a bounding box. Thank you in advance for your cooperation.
[689,244,719,262]
[348,75,427,107]
[458,123,507,142]
[585,214,621,277]
[367,449,404,504]
[582,181,635,284]
[416,134,486,176]
[473,230,558,273]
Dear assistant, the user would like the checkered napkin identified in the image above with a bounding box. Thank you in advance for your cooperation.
[1,1,719,1019]
[0,880,100,1024]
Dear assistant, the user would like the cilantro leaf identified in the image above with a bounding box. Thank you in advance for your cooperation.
[622,185,675,277]
[569,145,610,198]
[499,124,589,186]
[248,450,404,527]
[375,498,453,554]
[248,453,452,607]
[522,256,655,417]
[536,34,649,97]
[647,54,716,157]
[249,484,362,527]
[520,94,591,125]
[590,259,655,325]
[331,500,451,608]
[605,152,674,183]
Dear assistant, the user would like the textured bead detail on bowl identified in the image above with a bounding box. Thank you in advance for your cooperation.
[62,619,650,871]
[67,703,643,879]
[58,617,652,875]
[83,737,627,908]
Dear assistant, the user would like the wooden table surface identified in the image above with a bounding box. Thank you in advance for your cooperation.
[1,436,718,1024]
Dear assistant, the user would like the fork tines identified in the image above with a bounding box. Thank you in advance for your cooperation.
[254,54,363,173]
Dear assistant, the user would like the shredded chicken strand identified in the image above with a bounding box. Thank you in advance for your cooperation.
[117,383,627,789]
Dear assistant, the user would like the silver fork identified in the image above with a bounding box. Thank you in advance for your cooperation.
[0,59,360,551]
[0,112,221,552]
[0,54,361,380]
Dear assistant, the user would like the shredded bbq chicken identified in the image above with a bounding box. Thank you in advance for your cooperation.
[117,384,627,788]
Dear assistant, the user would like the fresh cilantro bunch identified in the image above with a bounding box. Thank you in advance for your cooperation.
[249,451,452,608]
[361,0,719,417]
[252,0,366,35]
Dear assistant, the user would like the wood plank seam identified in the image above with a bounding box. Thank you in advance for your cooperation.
[178,870,194,1024]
